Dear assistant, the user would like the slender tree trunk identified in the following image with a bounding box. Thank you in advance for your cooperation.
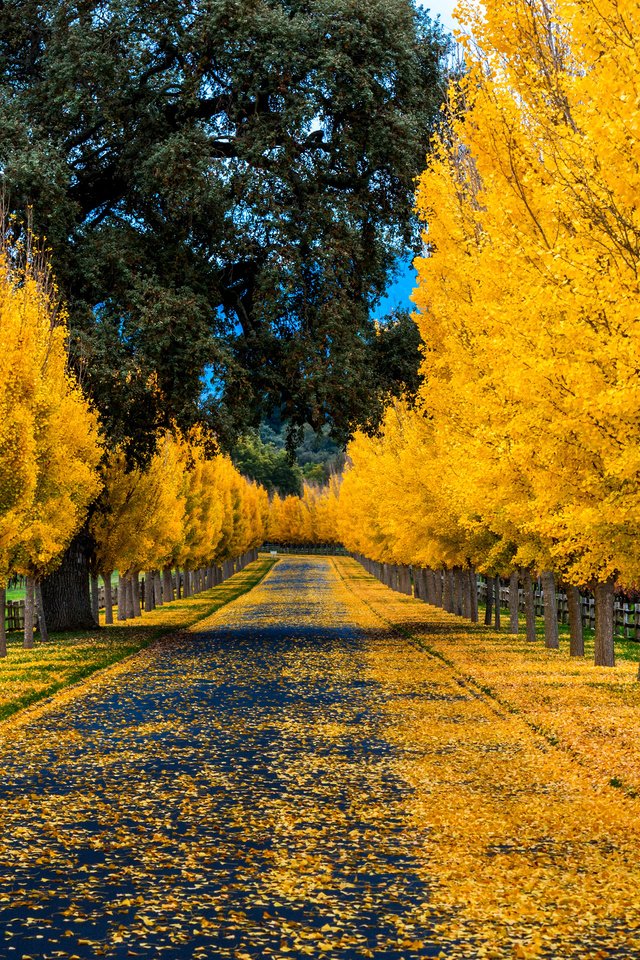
[567,585,584,657]
[154,571,163,606]
[435,570,443,607]
[484,576,493,626]
[144,572,154,612]
[523,568,536,643]
[424,569,434,605]
[24,575,35,649]
[103,573,114,625]
[509,571,519,635]
[117,573,127,621]
[594,579,615,667]
[442,569,453,613]
[0,585,6,657]
[132,572,142,617]
[163,566,174,603]
[35,581,49,642]
[541,570,559,649]
[41,530,97,630]
[452,568,462,616]
[183,569,191,598]
[494,576,501,629]
[460,569,468,618]
[125,576,135,619]
[469,568,478,623]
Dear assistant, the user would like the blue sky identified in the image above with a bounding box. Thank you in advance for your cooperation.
[375,0,457,319]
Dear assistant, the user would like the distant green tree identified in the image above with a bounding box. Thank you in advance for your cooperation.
[233,434,303,497]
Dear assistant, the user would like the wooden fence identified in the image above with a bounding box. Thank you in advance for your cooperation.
[476,577,640,641]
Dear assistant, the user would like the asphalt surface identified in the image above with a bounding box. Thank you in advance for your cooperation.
[0,558,439,959]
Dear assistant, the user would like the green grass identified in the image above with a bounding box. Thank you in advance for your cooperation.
[0,557,276,725]
[480,600,640,665]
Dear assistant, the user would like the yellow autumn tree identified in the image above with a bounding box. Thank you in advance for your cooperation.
[0,232,102,652]
[409,0,640,664]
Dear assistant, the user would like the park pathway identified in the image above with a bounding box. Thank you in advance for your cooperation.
[0,558,439,960]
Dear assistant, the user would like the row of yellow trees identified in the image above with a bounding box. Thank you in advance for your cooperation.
[91,433,268,624]
[340,0,640,667]
[0,234,267,653]
[267,480,341,546]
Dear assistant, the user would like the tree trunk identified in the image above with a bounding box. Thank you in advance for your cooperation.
[460,569,468,618]
[442,569,453,613]
[484,576,493,625]
[163,566,173,603]
[104,574,114,625]
[424,569,434,605]
[125,576,135,619]
[508,571,519,635]
[90,574,100,623]
[132,572,142,617]
[594,579,615,667]
[183,568,191,598]
[523,568,536,642]
[117,573,127,621]
[567,585,584,657]
[469,568,478,623]
[435,570,443,607]
[35,581,49,642]
[0,586,6,657]
[494,576,501,629]
[144,572,154,612]
[154,571,163,606]
[453,568,463,616]
[541,570,559,649]
[24,575,35,649]
[40,531,97,631]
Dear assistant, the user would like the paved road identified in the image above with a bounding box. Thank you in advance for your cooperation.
[0,558,438,959]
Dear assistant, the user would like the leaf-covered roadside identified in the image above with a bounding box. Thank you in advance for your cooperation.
[336,556,640,956]
[0,557,275,725]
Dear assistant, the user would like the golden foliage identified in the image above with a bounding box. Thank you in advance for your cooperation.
[268,479,341,545]
[0,237,102,581]
[91,429,267,576]
[340,0,640,593]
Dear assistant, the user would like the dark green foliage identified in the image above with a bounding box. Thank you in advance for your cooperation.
[232,433,303,496]
[0,0,448,460]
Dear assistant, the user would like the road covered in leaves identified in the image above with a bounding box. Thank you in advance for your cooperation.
[2,556,640,959]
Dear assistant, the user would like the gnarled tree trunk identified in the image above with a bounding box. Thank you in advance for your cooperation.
[41,531,97,631]
[90,575,100,623]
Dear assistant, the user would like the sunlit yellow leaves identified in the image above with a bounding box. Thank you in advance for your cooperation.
[0,232,102,582]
